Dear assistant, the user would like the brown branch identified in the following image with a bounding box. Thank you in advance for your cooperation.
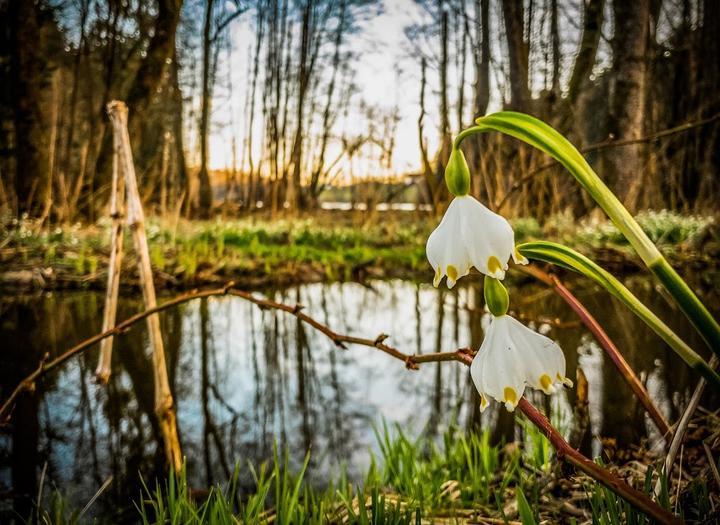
[0,284,681,523]
[496,112,720,212]
[517,264,672,440]
[0,282,238,422]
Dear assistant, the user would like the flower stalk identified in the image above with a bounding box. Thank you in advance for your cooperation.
[483,276,509,316]
[455,111,720,356]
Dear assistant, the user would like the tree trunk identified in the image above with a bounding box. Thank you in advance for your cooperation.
[566,0,604,108]
[288,0,315,211]
[438,2,452,163]
[502,0,530,110]
[8,0,50,215]
[93,0,183,218]
[170,49,188,214]
[310,0,346,206]
[198,0,215,218]
[472,0,490,117]
[606,0,650,209]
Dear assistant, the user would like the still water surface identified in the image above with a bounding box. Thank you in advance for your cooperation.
[0,277,716,520]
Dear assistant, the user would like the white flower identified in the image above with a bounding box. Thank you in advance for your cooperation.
[426,196,526,288]
[470,315,572,412]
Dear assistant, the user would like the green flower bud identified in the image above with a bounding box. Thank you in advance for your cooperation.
[484,276,509,316]
[444,147,470,196]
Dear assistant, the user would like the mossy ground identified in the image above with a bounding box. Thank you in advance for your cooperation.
[1,210,717,291]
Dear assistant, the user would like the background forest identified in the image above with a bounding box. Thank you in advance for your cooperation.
[2,1,720,524]
[1,0,718,224]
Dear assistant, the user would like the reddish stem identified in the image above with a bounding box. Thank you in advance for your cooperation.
[518,264,671,440]
[518,398,680,524]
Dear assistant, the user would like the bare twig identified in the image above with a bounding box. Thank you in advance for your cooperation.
[657,354,719,496]
[496,112,720,212]
[703,442,720,489]
[0,283,237,422]
[0,283,680,523]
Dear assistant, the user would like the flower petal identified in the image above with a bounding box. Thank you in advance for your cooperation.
[470,315,569,412]
[471,315,526,411]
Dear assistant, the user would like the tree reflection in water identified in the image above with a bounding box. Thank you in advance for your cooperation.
[0,277,715,520]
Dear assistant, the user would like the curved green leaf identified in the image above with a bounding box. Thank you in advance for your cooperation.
[518,241,720,390]
[455,111,720,356]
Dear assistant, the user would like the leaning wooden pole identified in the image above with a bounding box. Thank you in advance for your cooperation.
[95,123,125,383]
[107,101,183,471]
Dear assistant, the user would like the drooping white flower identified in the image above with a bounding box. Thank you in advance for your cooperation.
[426,196,526,288]
[470,315,572,412]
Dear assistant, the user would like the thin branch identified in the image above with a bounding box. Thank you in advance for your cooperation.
[0,283,681,524]
[211,8,249,43]
[0,283,237,422]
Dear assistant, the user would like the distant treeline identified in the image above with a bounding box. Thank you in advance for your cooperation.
[0,0,718,222]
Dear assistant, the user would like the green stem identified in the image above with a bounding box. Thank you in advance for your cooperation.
[455,112,720,356]
[518,241,720,390]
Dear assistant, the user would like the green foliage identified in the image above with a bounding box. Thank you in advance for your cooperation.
[3,210,714,290]
[518,240,720,389]
[28,424,709,525]
[576,210,714,248]
[516,487,538,525]
[585,464,670,525]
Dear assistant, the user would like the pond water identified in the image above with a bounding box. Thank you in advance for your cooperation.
[0,276,717,521]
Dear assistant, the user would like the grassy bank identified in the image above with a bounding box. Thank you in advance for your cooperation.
[27,417,718,524]
[0,210,716,290]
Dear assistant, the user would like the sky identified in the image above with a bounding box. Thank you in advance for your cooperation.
[206,0,450,175]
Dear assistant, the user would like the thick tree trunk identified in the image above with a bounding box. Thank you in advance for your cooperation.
[501,0,530,111]
[606,0,650,209]
[566,0,604,107]
[8,0,50,215]
[473,0,490,117]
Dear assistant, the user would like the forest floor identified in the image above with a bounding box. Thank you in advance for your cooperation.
[0,209,717,291]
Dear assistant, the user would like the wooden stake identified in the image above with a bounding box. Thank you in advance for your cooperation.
[95,122,125,383]
[106,100,183,471]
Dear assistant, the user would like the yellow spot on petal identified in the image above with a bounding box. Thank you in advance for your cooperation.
[540,374,553,392]
[433,267,442,287]
[488,256,503,276]
[447,264,458,282]
[503,387,517,406]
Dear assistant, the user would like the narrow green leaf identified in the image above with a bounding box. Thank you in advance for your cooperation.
[456,111,720,356]
[518,240,720,389]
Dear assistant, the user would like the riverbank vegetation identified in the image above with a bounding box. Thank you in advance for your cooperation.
[28,417,719,524]
[1,210,716,291]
